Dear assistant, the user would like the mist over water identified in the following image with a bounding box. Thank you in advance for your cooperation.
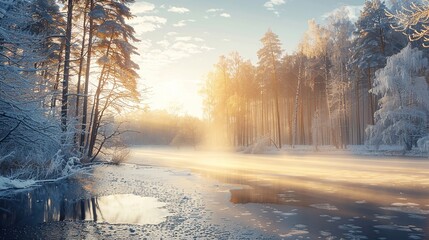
[129,147,429,239]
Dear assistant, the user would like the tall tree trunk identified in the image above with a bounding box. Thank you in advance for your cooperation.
[269,47,282,148]
[75,1,89,147]
[80,0,94,153]
[51,42,64,112]
[292,58,302,148]
[368,67,375,125]
[61,0,73,134]
[75,1,89,119]
[87,33,113,158]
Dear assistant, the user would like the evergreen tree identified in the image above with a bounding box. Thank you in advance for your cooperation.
[367,45,429,150]
[257,29,283,148]
[350,0,407,127]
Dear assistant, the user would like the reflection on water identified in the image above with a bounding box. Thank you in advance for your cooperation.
[127,148,429,239]
[89,194,170,225]
[198,169,429,239]
[0,181,170,227]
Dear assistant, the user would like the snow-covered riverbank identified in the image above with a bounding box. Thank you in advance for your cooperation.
[0,164,279,239]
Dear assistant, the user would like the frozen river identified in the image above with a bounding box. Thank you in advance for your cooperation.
[1,147,428,239]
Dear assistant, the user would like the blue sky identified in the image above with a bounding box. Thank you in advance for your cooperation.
[129,0,364,117]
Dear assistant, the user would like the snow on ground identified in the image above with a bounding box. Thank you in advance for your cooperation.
[257,144,429,157]
[0,176,36,191]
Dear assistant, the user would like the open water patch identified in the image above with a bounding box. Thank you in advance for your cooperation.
[0,181,170,227]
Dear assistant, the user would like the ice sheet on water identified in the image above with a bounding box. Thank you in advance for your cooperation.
[374,225,414,232]
[294,224,307,228]
[278,229,309,238]
[320,231,331,237]
[408,214,426,219]
[374,214,397,220]
[381,206,429,214]
[391,202,419,207]
[381,202,429,215]
[310,203,338,211]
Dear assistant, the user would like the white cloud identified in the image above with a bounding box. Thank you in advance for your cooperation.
[322,5,363,22]
[135,36,212,74]
[128,16,167,34]
[175,36,193,42]
[206,8,223,13]
[205,8,231,19]
[173,21,186,27]
[167,32,179,36]
[174,36,205,42]
[136,39,152,50]
[157,40,170,48]
[264,0,285,15]
[132,1,156,15]
[264,0,285,9]
[173,19,195,27]
[171,42,202,55]
[201,45,215,51]
[168,6,190,14]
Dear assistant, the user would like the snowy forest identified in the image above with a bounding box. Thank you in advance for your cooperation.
[1,0,140,186]
[2,0,429,238]
[202,0,429,151]
[2,0,429,186]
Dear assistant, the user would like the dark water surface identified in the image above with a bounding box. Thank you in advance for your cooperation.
[0,178,169,227]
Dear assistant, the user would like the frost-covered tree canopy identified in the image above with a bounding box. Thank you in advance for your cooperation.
[0,0,140,188]
[0,0,67,183]
[367,44,429,150]
[388,0,429,47]
[350,0,406,71]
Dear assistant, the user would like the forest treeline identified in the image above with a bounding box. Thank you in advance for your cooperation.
[0,0,139,180]
[202,0,429,151]
[118,110,203,148]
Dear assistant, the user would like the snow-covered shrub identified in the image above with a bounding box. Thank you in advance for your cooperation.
[110,147,130,165]
[244,136,271,154]
[366,45,429,151]
[417,136,429,154]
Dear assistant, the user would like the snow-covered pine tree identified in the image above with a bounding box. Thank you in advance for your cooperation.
[349,0,407,134]
[257,29,283,148]
[0,0,68,179]
[366,44,429,151]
